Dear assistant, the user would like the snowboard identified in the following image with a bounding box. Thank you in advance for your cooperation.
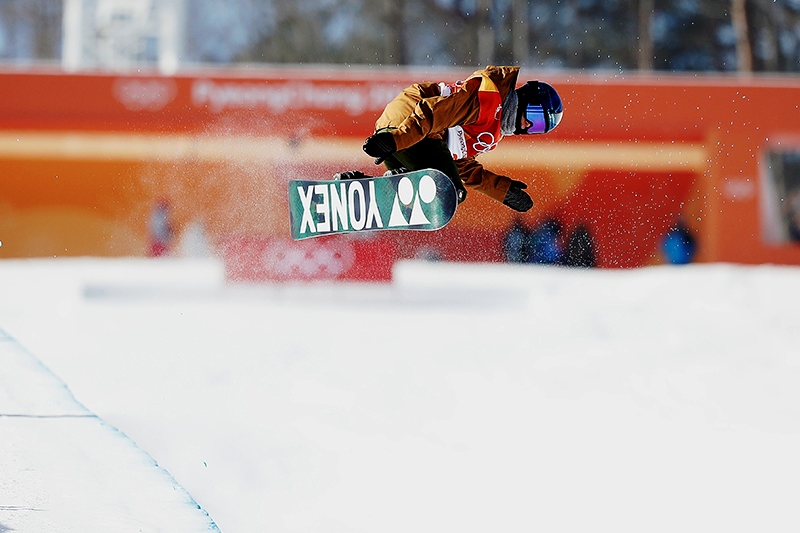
[288,168,458,240]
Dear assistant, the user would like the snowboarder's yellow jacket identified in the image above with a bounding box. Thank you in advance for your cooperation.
[375,65,521,202]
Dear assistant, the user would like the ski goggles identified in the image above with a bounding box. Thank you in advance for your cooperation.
[523,103,563,134]
[524,103,549,134]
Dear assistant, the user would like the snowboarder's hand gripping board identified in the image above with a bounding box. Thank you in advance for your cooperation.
[288,169,458,240]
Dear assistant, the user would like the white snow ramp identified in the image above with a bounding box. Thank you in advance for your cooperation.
[0,328,219,533]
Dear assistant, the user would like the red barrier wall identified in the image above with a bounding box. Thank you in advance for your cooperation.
[1,65,800,275]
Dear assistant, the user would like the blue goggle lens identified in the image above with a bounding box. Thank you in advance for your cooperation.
[525,104,548,134]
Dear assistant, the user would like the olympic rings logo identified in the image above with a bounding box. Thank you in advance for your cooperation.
[262,240,356,279]
[472,132,498,153]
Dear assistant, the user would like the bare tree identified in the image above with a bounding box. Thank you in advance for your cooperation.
[384,0,407,65]
[749,0,800,71]
[477,0,495,65]
[637,0,654,70]
[511,0,529,64]
[731,0,753,72]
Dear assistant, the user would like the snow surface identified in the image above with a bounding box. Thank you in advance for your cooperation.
[0,319,218,532]
[2,257,800,533]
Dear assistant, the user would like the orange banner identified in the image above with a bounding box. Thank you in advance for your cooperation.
[1,66,800,268]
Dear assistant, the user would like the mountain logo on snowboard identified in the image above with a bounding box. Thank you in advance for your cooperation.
[388,174,438,226]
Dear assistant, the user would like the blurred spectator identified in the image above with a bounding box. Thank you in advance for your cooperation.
[148,198,174,257]
[662,220,697,264]
[564,224,596,267]
[502,218,530,263]
[179,219,212,258]
[786,188,800,242]
[528,218,563,264]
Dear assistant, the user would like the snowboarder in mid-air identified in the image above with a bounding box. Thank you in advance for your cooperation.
[335,65,563,212]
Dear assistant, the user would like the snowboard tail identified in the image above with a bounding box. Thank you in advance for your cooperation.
[288,169,458,240]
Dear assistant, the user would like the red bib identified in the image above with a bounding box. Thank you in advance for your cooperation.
[443,76,504,160]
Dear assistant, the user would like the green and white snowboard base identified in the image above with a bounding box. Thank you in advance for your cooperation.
[288,169,458,240]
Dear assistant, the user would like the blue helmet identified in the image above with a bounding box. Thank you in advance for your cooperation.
[514,81,563,135]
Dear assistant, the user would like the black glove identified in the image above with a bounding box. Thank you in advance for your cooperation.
[503,180,533,212]
[363,132,397,164]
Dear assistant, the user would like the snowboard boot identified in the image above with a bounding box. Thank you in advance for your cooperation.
[503,180,533,212]
[382,167,409,176]
[333,170,371,180]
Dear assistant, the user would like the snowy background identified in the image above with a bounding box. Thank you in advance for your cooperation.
[1,257,799,532]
